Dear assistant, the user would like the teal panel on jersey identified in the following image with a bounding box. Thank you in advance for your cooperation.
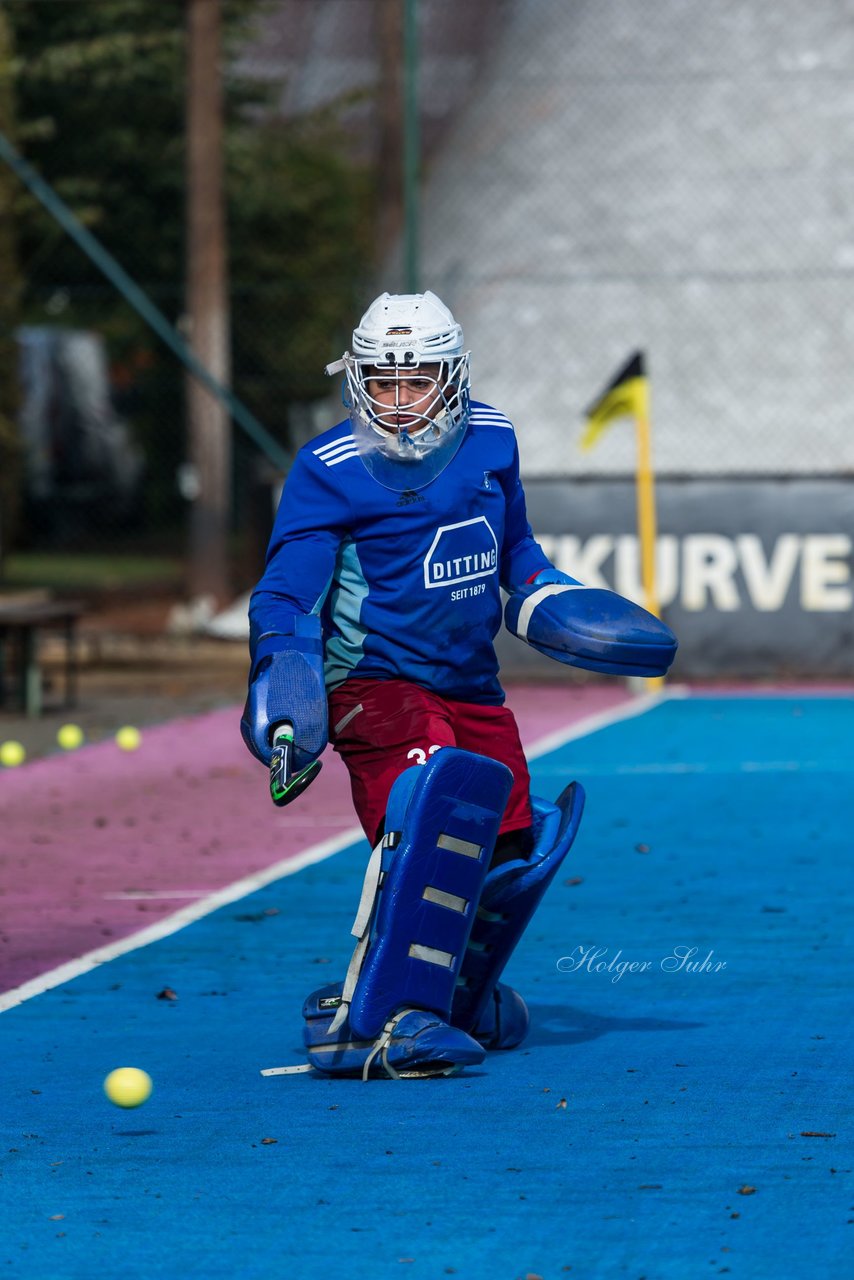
[324,536,370,690]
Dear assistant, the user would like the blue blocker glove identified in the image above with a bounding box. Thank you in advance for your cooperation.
[240,613,328,772]
[506,567,677,678]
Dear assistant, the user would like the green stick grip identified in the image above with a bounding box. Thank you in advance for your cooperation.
[269,721,322,807]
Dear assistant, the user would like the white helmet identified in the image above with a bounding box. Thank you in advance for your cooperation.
[326,291,471,491]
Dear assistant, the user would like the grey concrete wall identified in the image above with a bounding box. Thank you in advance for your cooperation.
[418,0,854,477]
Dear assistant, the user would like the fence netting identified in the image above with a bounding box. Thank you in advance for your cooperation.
[5,0,851,579]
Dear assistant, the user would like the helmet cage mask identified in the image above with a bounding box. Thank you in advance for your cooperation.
[345,352,469,450]
[327,291,472,491]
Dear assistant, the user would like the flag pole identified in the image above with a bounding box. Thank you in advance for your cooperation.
[580,350,665,688]
[635,376,659,618]
[634,375,664,689]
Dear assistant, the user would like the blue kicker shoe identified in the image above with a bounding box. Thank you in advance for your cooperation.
[304,984,485,1080]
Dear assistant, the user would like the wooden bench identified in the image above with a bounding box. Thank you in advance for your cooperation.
[0,598,84,717]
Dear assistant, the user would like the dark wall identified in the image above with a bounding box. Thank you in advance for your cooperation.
[497,478,854,679]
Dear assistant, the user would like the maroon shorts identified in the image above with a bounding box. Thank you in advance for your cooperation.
[329,677,532,845]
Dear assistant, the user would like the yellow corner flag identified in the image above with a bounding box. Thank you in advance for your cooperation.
[580,351,647,452]
[580,352,663,688]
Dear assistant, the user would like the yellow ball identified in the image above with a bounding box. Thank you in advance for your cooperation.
[103,1067,152,1109]
[0,740,26,767]
[57,723,85,751]
[115,725,141,751]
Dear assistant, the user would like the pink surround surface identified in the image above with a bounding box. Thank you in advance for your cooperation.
[0,683,629,994]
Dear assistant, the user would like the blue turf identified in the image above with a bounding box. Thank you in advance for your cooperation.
[1,695,852,1279]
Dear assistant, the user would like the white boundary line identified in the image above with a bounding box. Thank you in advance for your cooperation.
[103,890,211,900]
[524,684,688,763]
[0,686,681,1016]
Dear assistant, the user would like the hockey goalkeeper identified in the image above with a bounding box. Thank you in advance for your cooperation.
[242,290,676,1079]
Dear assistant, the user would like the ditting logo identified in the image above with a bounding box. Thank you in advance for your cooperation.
[423,517,498,589]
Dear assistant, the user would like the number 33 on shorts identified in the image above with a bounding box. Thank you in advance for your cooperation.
[407,744,442,765]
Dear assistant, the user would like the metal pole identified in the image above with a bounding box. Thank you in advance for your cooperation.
[402,0,419,292]
[186,0,231,603]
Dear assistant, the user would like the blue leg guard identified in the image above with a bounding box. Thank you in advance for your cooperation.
[466,981,532,1051]
[451,781,586,1049]
[303,748,514,1079]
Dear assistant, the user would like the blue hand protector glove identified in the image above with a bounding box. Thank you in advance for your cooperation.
[240,614,328,769]
[506,573,677,678]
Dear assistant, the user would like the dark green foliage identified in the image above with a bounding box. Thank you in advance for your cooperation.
[3,0,375,530]
[229,119,375,410]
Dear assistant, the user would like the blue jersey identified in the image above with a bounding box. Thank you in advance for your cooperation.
[249,401,550,705]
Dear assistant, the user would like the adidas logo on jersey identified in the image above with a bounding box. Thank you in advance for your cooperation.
[396,488,425,506]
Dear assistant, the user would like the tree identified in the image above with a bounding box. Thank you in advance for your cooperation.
[3,0,375,550]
